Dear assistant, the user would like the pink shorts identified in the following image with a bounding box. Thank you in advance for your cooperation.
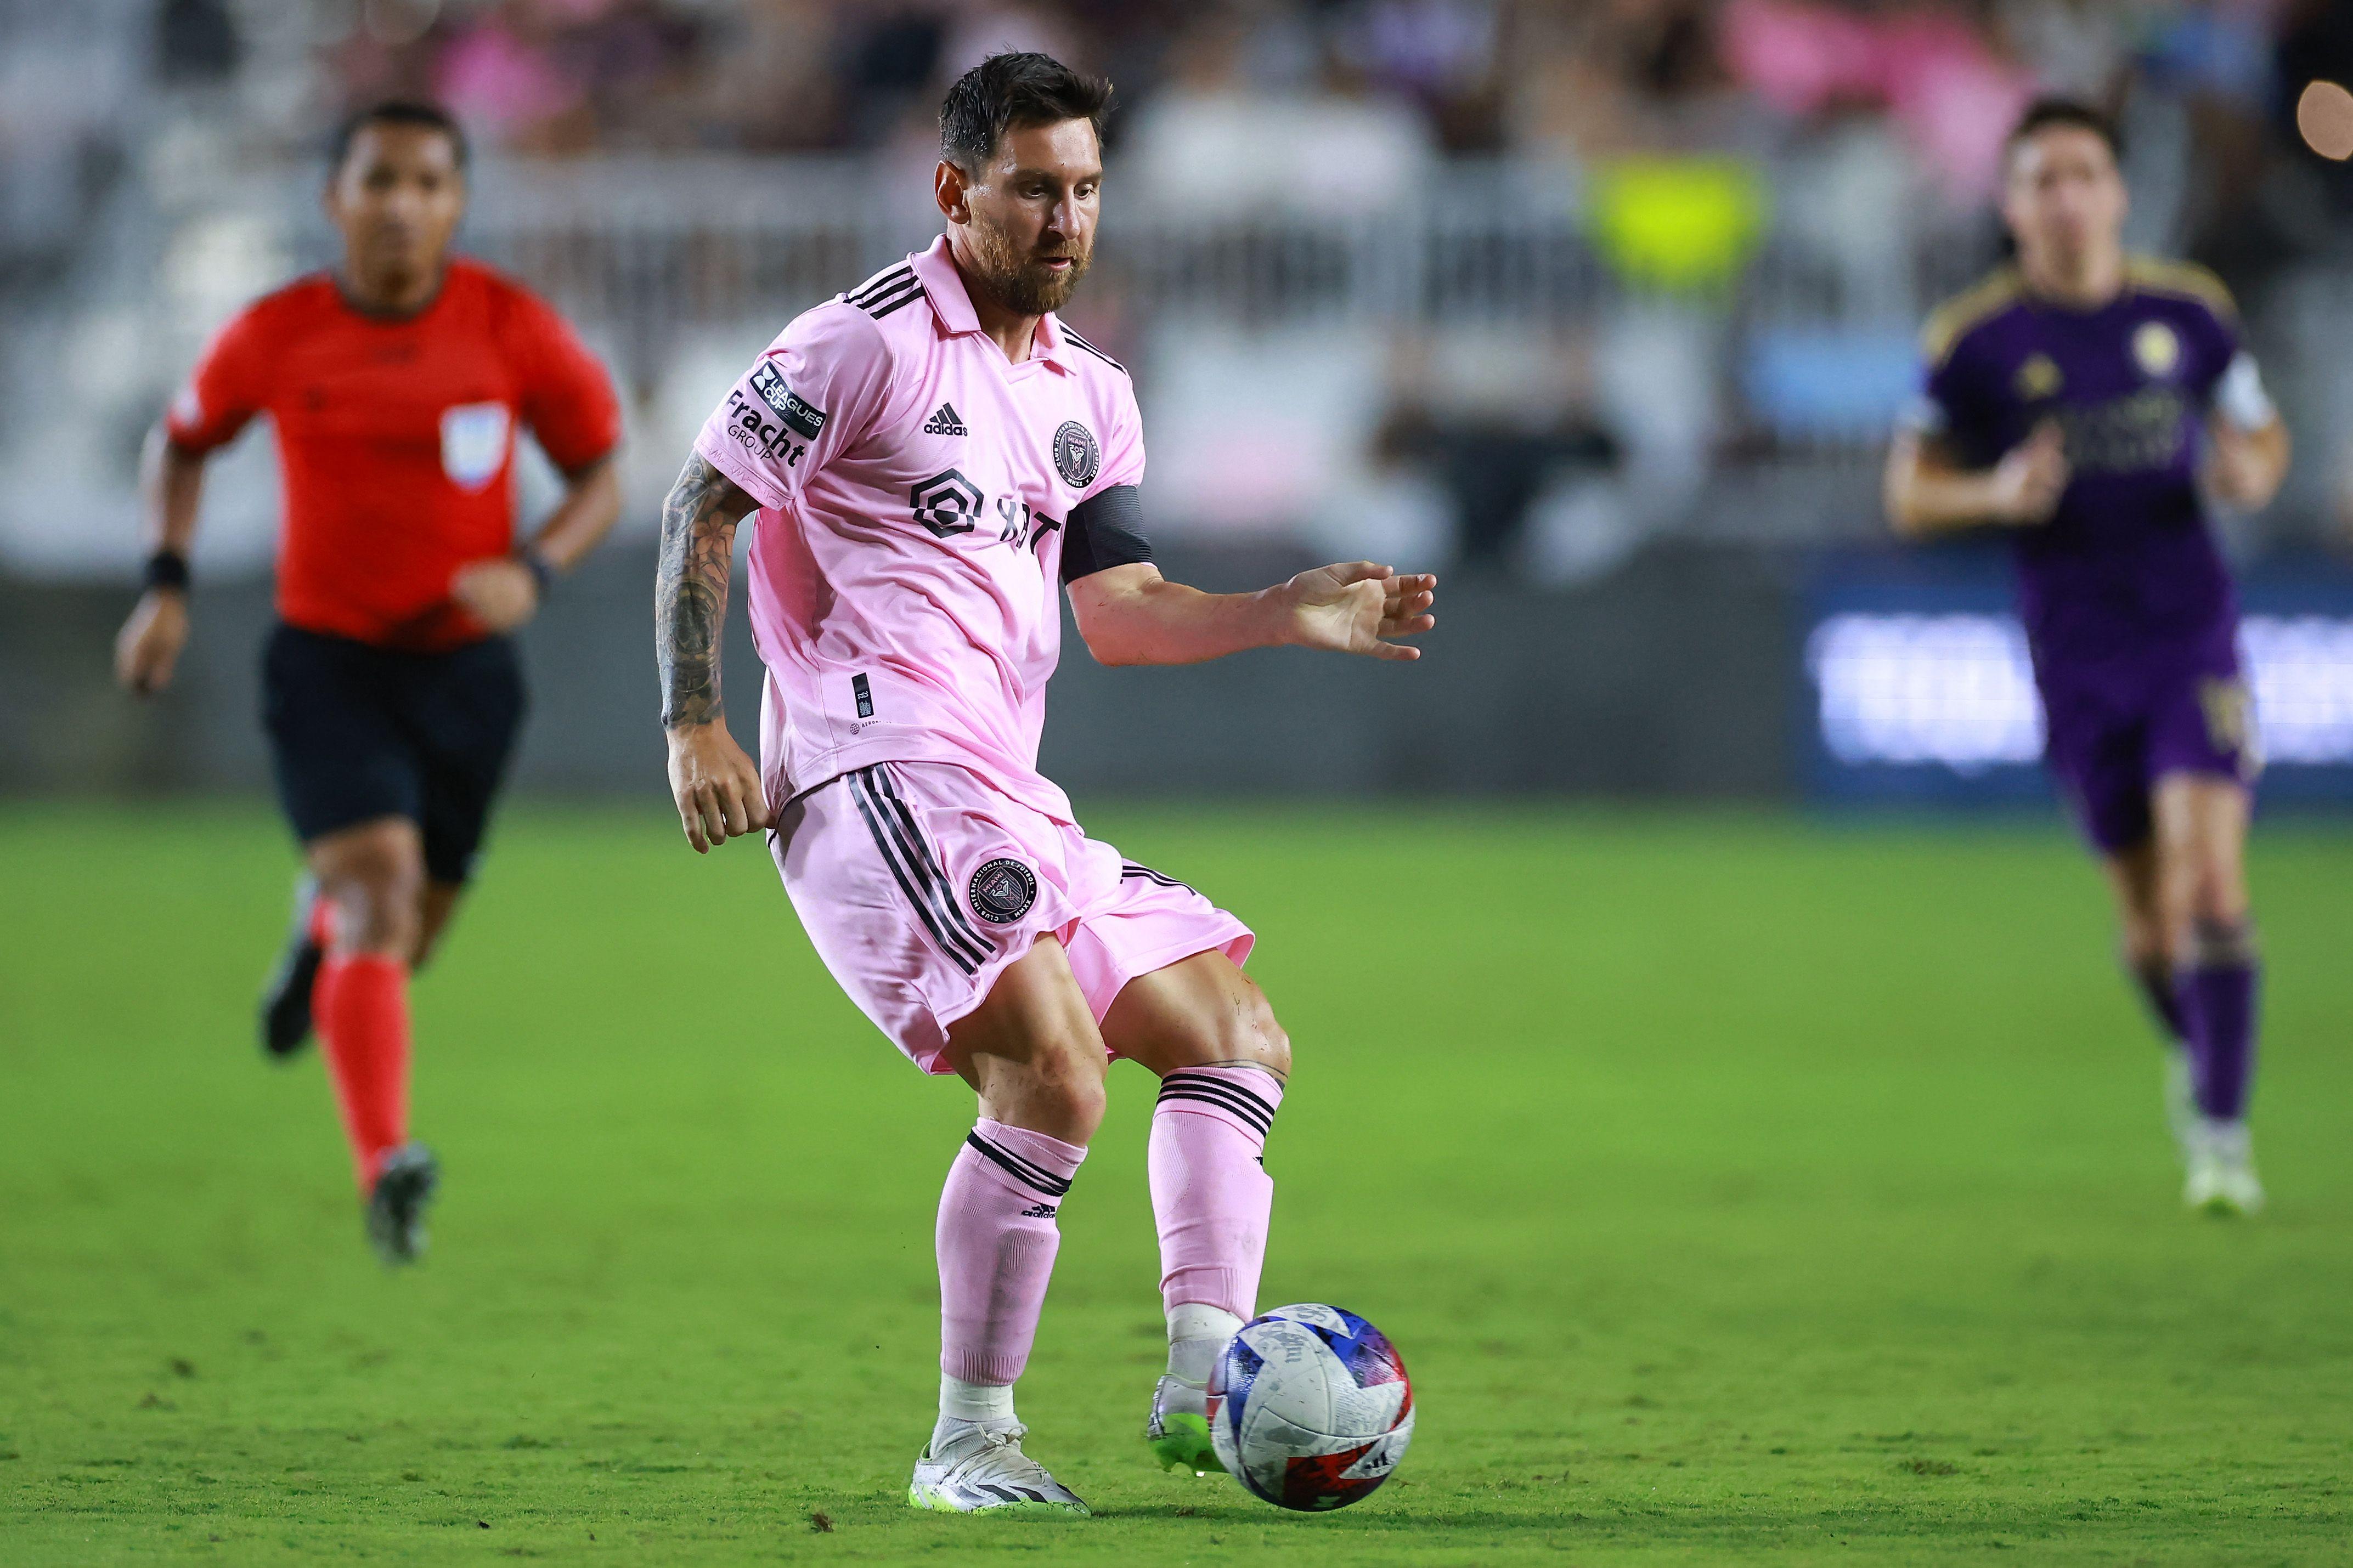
[771,762,1255,1074]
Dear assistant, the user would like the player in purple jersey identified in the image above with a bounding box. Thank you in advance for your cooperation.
[651,56,1437,1513]
[1886,100,2290,1215]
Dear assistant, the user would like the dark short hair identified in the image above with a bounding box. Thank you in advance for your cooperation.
[939,52,1112,173]
[328,101,470,177]
[2006,97,2122,165]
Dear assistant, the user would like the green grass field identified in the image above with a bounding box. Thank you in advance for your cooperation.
[2,802,2349,1565]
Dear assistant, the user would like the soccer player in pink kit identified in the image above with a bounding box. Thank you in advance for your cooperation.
[652,54,1437,1515]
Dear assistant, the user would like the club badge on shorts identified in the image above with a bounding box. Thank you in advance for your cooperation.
[1052,420,1100,489]
[441,402,513,491]
[968,858,1038,924]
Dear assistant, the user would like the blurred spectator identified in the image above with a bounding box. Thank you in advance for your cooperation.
[1995,0,2130,102]
[8,0,2353,576]
[1373,329,1624,570]
[1121,11,1440,217]
[436,3,591,150]
[1333,0,1507,153]
[1719,0,2034,203]
[157,0,241,84]
[693,1,845,152]
[1508,0,1745,165]
[435,0,702,154]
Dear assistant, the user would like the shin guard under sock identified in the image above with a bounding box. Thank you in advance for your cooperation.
[2178,919,2260,1123]
[1149,1066,1284,1321]
[936,1120,1086,1388]
[314,952,411,1188]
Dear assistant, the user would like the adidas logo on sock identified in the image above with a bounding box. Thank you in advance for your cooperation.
[1018,1202,1058,1219]
[923,401,968,437]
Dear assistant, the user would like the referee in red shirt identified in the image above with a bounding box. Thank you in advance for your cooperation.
[114,103,624,1264]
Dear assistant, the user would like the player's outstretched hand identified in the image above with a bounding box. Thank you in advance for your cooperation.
[666,720,769,853]
[115,589,189,695]
[450,557,541,633]
[1990,421,2069,527]
[1283,562,1438,663]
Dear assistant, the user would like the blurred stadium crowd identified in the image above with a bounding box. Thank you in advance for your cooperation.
[4,0,2353,582]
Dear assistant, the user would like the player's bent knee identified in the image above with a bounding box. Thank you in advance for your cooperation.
[971,1025,1109,1143]
[313,825,426,956]
[2183,912,2257,967]
[2182,859,2250,932]
[1217,986,1291,1080]
[1008,1051,1108,1142]
[1043,1075,1109,1140]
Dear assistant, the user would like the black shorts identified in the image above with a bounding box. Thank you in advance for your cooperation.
[262,622,526,885]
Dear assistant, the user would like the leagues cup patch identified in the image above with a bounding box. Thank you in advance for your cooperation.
[751,360,827,440]
[1052,420,1101,489]
[968,858,1038,925]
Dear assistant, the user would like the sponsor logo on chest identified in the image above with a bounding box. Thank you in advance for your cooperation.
[907,467,1064,554]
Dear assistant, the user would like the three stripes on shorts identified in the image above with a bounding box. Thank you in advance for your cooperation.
[846,765,991,975]
[1121,862,1195,896]
[845,771,1204,980]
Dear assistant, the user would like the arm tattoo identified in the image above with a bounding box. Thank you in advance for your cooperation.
[654,454,753,728]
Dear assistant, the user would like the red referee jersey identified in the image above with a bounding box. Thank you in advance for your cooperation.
[166,258,622,650]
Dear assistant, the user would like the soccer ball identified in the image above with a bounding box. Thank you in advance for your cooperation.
[1206,1303,1415,1511]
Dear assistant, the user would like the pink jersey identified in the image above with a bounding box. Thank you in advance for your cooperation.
[693,236,1146,819]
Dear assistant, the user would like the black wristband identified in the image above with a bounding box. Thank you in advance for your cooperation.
[144,550,190,592]
[517,547,556,599]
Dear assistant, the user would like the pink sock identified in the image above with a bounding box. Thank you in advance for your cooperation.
[1149,1066,1284,1319]
[936,1119,1087,1386]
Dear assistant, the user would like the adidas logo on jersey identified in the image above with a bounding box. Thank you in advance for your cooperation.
[923,402,969,437]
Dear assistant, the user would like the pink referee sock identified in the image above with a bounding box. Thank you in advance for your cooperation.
[936,1119,1087,1387]
[1149,1066,1284,1320]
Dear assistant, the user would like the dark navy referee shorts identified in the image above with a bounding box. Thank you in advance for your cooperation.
[262,622,526,885]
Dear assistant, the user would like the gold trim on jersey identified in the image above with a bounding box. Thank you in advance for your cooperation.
[1920,268,2022,367]
[2124,256,2238,320]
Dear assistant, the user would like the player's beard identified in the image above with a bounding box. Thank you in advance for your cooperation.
[966,215,1091,316]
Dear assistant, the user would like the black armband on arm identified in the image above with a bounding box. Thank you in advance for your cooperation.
[1060,484,1154,584]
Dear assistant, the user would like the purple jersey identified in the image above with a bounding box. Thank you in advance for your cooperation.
[1907,258,2254,676]
[1904,259,2273,849]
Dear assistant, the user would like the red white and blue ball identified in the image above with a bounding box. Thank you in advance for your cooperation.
[1206,1303,1414,1511]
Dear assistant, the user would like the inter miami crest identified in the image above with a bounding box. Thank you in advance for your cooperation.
[1052,420,1100,489]
[968,858,1038,924]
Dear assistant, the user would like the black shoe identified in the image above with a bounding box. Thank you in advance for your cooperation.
[259,876,324,1061]
[366,1144,440,1266]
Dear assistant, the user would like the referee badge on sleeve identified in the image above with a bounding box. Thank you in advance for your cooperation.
[441,403,513,491]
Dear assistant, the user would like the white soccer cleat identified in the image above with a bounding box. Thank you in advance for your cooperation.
[2183,1121,2265,1216]
[908,1423,1090,1515]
